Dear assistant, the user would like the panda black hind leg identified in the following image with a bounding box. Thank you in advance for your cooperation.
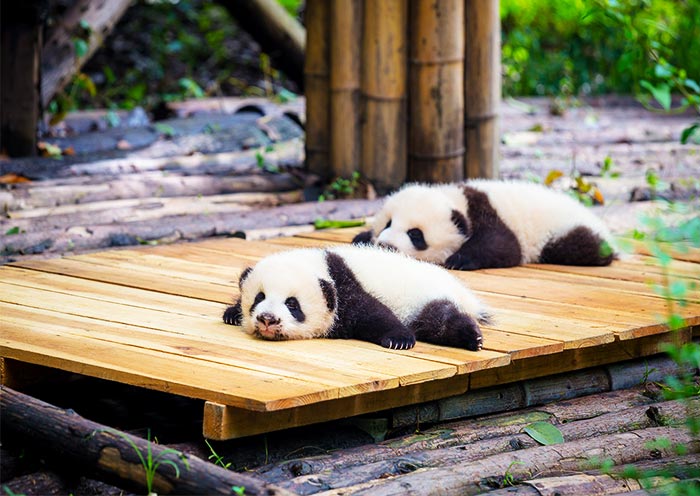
[540,226,615,266]
[409,300,483,351]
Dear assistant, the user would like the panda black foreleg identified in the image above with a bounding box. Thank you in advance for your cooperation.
[223,299,243,325]
[445,231,521,270]
[351,230,374,245]
[409,300,483,351]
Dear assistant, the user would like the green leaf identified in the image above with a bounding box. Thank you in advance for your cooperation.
[684,78,700,93]
[680,123,699,144]
[5,226,20,235]
[640,80,671,111]
[73,38,88,58]
[314,219,366,230]
[523,422,564,445]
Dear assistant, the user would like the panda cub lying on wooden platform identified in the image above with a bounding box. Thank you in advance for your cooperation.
[222,245,491,351]
[353,180,618,270]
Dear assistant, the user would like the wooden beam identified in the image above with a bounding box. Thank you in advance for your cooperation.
[464,0,501,179]
[0,1,46,157]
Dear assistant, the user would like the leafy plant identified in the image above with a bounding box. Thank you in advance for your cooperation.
[503,460,526,487]
[96,428,189,495]
[204,439,231,470]
[318,172,363,202]
[543,169,605,206]
[255,145,280,173]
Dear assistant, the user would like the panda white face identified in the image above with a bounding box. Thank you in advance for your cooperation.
[238,251,337,341]
[372,185,469,265]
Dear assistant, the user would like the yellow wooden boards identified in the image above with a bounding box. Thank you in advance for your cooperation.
[1,229,698,439]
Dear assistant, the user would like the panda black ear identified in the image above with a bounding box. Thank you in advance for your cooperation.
[319,279,337,312]
[451,210,470,237]
[238,267,253,288]
[352,230,373,245]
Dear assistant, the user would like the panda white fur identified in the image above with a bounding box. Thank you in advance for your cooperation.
[222,245,490,351]
[353,180,618,270]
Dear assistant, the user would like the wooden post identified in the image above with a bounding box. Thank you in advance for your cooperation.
[329,0,363,179]
[304,0,330,178]
[408,0,465,183]
[464,0,501,179]
[0,2,47,157]
[361,0,408,191]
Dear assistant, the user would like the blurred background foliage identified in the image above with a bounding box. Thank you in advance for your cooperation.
[53,0,700,115]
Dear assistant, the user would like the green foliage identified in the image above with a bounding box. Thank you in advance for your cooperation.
[204,439,232,470]
[501,0,700,97]
[502,460,526,487]
[318,172,363,202]
[96,428,189,495]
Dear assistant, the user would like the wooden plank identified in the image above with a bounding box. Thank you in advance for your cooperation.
[12,258,234,303]
[0,298,475,390]
[626,239,700,264]
[265,236,344,248]
[470,327,693,389]
[478,266,699,303]
[203,374,470,440]
[294,227,365,243]
[453,271,700,326]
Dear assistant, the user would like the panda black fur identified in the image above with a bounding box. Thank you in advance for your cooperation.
[353,180,618,270]
[222,245,490,351]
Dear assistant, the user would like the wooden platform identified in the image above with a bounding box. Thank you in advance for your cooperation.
[1,228,699,440]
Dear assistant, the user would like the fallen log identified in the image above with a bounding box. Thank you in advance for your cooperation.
[3,171,303,212]
[0,138,305,179]
[3,191,304,232]
[41,0,132,107]
[274,397,699,494]
[260,385,656,482]
[0,198,381,260]
[316,426,700,496]
[0,385,294,495]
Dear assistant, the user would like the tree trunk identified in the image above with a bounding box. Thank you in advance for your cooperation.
[218,0,305,90]
[329,0,363,179]
[41,0,132,107]
[361,0,408,191]
[304,0,331,178]
[464,0,501,179]
[1,1,47,157]
[0,385,294,495]
[408,0,465,183]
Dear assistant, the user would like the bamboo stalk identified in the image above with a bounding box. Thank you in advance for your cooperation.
[304,0,330,178]
[464,0,501,179]
[329,0,363,179]
[408,0,465,183]
[361,0,408,191]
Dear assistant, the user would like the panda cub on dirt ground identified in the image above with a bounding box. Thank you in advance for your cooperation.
[353,180,618,270]
[222,245,491,351]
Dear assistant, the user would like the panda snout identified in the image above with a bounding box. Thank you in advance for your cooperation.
[377,241,397,252]
[257,312,280,326]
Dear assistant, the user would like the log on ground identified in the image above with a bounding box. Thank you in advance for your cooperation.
[0,385,294,495]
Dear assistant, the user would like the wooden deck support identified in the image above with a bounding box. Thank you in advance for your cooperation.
[0,1,47,157]
[306,0,501,187]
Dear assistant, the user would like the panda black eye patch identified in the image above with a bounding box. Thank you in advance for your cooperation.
[285,296,305,322]
[407,228,427,250]
[250,291,265,314]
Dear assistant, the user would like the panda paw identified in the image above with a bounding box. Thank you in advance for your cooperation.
[444,253,481,271]
[380,333,416,350]
[223,302,243,325]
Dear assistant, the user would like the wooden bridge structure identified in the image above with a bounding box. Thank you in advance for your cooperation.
[2,227,698,440]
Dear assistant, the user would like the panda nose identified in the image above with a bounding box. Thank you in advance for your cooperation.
[377,241,397,252]
[257,313,280,326]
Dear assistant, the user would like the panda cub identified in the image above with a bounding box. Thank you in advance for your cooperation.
[353,180,618,270]
[222,245,491,351]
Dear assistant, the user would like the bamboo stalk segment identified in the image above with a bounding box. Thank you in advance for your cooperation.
[304,0,330,178]
[361,0,408,190]
[329,0,363,178]
[408,0,465,183]
[464,0,501,179]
